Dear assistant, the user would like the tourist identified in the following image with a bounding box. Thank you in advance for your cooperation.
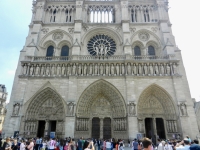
[27,139,34,150]
[35,138,40,150]
[20,140,26,150]
[158,141,165,150]
[115,142,119,150]
[175,138,190,150]
[132,139,138,150]
[106,140,111,150]
[78,138,82,150]
[2,138,11,150]
[83,141,94,150]
[119,143,124,150]
[12,139,18,150]
[97,139,101,150]
[41,140,47,150]
[142,138,152,150]
[103,140,106,150]
[128,140,130,147]
[138,141,142,150]
[190,139,200,150]
[48,138,56,150]
[186,136,191,144]
[164,142,173,150]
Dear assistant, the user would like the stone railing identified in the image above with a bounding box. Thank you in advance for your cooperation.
[20,60,179,77]
[24,55,176,62]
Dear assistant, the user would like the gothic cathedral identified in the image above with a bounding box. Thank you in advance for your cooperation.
[3,0,200,141]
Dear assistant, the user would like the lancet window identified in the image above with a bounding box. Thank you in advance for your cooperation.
[46,46,54,57]
[61,46,69,57]
[148,46,155,56]
[88,6,115,23]
[129,5,157,23]
[134,46,141,56]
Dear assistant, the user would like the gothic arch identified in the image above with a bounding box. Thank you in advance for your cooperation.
[137,84,176,120]
[130,29,163,48]
[81,27,123,46]
[25,83,66,121]
[76,79,126,118]
[39,29,73,48]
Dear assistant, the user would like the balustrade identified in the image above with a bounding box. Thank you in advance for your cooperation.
[20,61,179,77]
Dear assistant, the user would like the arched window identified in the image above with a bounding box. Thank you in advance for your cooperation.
[46,46,54,58]
[61,45,69,60]
[134,46,141,56]
[148,46,155,55]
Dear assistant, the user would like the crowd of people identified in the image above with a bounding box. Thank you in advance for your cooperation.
[0,136,200,150]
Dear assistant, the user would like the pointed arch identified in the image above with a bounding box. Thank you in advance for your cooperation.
[76,79,126,118]
[25,82,66,121]
[137,84,176,119]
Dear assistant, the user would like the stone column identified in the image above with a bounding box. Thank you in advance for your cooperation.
[100,118,103,139]
[152,117,158,145]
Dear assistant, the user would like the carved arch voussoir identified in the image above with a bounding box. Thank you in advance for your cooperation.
[137,84,176,119]
[76,79,127,118]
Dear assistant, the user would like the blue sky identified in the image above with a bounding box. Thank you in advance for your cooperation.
[0,0,200,102]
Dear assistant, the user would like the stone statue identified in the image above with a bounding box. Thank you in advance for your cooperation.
[94,64,98,75]
[129,103,136,115]
[173,63,178,75]
[13,104,20,115]
[45,120,49,130]
[133,64,137,75]
[41,65,44,76]
[138,120,143,132]
[116,64,119,75]
[72,64,76,75]
[61,64,65,76]
[111,64,115,75]
[57,64,61,76]
[144,64,148,75]
[100,64,104,75]
[56,122,63,132]
[51,64,55,76]
[67,65,71,75]
[46,65,50,76]
[155,64,159,75]
[121,64,125,75]
[89,64,93,75]
[83,64,87,75]
[78,64,82,75]
[180,103,187,116]
[68,102,75,116]
[127,63,131,75]
[35,65,40,76]
[30,65,34,75]
[149,64,153,75]
[167,64,171,75]
[23,64,27,75]
[160,64,164,75]
[138,64,142,75]
[174,121,178,132]
[106,64,109,75]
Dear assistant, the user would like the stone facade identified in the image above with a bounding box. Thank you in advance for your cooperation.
[2,0,200,140]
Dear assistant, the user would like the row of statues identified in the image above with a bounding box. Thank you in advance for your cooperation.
[21,62,178,77]
[25,122,36,132]
[166,120,178,133]
[113,118,127,131]
[76,119,89,131]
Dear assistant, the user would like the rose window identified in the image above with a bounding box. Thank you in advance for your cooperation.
[87,35,116,56]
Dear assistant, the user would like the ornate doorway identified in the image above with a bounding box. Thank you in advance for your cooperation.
[75,80,127,139]
[92,117,100,139]
[24,87,66,138]
[138,84,177,140]
[103,118,111,139]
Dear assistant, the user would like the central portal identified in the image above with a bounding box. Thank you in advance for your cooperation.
[92,117,111,139]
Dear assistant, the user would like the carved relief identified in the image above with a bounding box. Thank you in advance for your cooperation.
[68,28,74,34]
[114,118,127,131]
[151,27,158,33]
[41,28,49,34]
[76,118,89,131]
[52,32,64,41]
[166,120,178,133]
[138,32,150,41]
[130,27,136,33]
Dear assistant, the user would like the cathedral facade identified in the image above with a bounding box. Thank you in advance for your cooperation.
[3,0,200,140]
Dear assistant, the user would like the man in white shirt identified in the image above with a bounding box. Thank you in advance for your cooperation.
[106,140,111,150]
[175,138,190,150]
